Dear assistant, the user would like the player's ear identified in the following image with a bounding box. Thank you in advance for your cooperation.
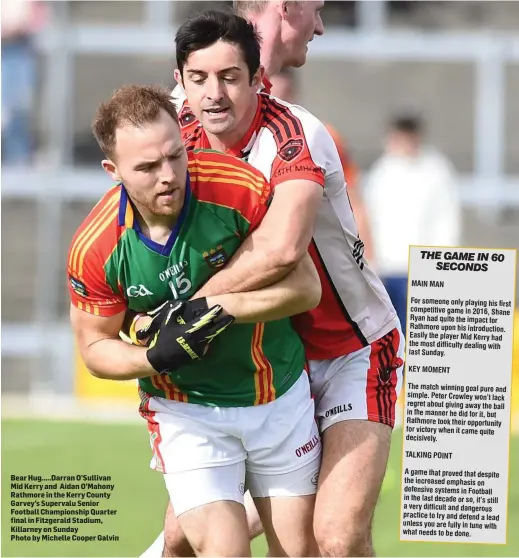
[281,0,302,20]
[279,1,290,19]
[174,69,184,88]
[101,159,121,182]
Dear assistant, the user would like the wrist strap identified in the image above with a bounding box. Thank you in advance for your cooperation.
[129,313,147,346]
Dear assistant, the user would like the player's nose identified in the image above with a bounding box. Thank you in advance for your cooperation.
[159,159,176,184]
[314,15,324,36]
[206,76,225,103]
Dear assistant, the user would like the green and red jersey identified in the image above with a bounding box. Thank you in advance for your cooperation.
[68,150,305,407]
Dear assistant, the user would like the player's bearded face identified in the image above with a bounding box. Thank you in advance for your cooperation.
[179,41,261,137]
[282,0,324,67]
[108,110,188,218]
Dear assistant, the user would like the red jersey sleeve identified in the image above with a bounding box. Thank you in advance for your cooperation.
[67,189,127,317]
[188,150,272,236]
[266,99,326,189]
[271,143,325,188]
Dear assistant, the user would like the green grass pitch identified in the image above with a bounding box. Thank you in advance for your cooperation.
[2,419,518,557]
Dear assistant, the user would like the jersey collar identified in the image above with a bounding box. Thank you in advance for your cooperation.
[118,174,192,256]
[198,94,264,159]
[260,75,273,95]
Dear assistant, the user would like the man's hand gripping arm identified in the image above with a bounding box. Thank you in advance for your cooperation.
[73,302,234,378]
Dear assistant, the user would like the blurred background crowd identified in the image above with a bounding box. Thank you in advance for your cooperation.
[2,0,518,415]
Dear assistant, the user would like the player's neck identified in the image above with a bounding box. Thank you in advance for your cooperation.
[260,45,284,78]
[135,208,179,244]
[251,14,284,77]
[205,95,259,152]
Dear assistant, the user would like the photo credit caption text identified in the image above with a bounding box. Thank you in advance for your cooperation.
[10,474,119,544]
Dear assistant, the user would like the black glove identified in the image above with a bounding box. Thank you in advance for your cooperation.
[136,298,209,345]
[144,301,234,374]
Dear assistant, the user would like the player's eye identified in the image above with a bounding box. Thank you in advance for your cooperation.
[223,76,237,83]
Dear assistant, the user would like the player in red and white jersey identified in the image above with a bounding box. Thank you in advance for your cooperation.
[177,94,396,360]
[143,7,403,558]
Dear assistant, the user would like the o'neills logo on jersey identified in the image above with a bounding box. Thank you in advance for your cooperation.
[159,261,188,282]
[295,435,319,457]
[279,138,304,162]
[325,403,353,418]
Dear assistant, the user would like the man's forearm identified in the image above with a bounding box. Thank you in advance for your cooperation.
[195,180,322,298]
[83,338,157,381]
[204,254,321,324]
[195,231,298,298]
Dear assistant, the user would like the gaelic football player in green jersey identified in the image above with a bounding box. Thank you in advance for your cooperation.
[68,84,322,557]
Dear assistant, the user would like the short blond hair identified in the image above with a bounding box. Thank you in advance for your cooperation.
[92,84,178,159]
[233,0,269,17]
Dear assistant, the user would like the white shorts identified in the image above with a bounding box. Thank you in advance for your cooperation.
[310,327,405,432]
[140,373,321,516]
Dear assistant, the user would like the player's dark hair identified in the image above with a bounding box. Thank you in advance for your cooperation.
[391,113,423,136]
[92,84,179,159]
[175,10,262,84]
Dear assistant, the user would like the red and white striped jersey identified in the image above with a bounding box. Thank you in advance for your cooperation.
[171,86,399,360]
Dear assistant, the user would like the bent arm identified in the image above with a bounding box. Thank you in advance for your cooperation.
[195,180,323,297]
[128,253,321,339]
[204,253,321,323]
[71,305,157,380]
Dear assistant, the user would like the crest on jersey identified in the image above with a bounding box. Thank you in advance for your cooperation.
[279,138,304,162]
[179,105,196,128]
[69,275,88,298]
[203,245,228,270]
